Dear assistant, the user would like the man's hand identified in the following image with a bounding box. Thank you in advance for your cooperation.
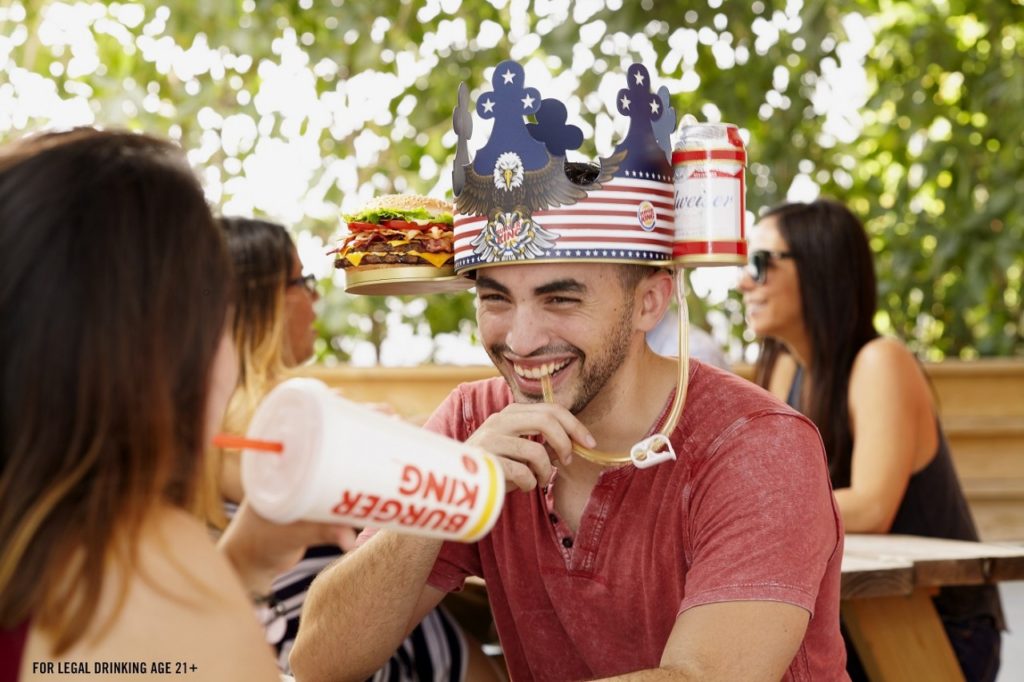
[466,402,596,491]
[218,500,358,595]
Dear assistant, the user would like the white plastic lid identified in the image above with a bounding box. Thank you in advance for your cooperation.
[241,378,328,523]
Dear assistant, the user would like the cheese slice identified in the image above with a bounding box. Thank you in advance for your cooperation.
[341,251,452,268]
[409,251,454,268]
[344,252,367,267]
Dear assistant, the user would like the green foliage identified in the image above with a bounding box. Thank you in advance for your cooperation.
[2,0,1021,360]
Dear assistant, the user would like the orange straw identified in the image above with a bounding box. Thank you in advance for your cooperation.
[212,433,284,454]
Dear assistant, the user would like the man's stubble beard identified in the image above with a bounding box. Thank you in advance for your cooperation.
[487,297,635,416]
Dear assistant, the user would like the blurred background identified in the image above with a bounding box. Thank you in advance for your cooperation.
[4,3,1023,678]
[1,0,1021,366]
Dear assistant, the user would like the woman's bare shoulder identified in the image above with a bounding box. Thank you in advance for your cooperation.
[849,337,931,404]
[24,508,279,681]
[852,336,923,375]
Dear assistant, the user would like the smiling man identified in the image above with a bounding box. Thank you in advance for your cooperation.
[290,61,848,682]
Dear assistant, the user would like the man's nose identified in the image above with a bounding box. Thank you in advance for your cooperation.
[504,307,550,357]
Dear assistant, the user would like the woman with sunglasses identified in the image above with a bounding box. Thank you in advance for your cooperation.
[740,198,1004,681]
[211,217,498,682]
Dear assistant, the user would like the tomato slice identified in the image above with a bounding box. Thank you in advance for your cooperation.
[347,219,450,233]
[380,219,426,231]
[346,221,379,232]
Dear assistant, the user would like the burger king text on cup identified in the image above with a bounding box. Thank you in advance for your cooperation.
[241,378,505,543]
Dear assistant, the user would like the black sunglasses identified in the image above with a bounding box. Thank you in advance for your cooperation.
[745,250,794,284]
[287,273,318,294]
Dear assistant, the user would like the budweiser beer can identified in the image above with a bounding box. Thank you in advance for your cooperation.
[672,122,747,266]
[241,378,504,542]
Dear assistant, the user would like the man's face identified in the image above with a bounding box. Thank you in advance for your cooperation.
[475,262,637,415]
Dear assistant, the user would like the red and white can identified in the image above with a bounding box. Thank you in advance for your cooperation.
[672,122,747,266]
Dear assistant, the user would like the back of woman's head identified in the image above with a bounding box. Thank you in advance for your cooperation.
[219,216,293,387]
[0,128,231,652]
[759,198,879,472]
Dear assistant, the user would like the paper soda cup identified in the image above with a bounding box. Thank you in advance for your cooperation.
[240,377,504,542]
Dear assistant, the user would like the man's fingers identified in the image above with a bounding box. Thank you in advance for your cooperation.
[470,432,553,487]
[498,457,543,492]
[482,404,594,465]
[466,401,599,488]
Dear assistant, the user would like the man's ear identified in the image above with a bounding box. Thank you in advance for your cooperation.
[635,269,674,333]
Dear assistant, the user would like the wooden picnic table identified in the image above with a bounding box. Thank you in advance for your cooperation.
[840,533,1024,681]
[455,533,1024,680]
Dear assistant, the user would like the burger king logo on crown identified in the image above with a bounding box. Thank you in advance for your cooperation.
[451,60,677,274]
[637,200,657,231]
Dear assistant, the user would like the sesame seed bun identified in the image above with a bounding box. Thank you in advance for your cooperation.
[361,194,452,215]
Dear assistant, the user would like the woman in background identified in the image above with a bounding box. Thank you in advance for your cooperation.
[216,217,499,681]
[740,198,1003,681]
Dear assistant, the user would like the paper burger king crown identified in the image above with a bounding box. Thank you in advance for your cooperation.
[451,60,676,274]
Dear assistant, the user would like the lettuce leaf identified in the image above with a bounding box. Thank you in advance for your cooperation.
[342,207,453,224]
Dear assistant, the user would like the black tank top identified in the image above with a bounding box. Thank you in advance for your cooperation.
[788,367,1005,627]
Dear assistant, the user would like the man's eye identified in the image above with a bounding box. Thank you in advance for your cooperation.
[548,297,580,305]
[479,294,508,303]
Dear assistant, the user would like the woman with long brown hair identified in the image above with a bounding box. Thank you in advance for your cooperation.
[741,198,1003,681]
[0,128,350,680]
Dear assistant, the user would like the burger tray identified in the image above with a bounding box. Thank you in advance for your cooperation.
[343,265,474,296]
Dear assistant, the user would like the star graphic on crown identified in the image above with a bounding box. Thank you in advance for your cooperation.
[613,63,674,179]
[454,59,626,246]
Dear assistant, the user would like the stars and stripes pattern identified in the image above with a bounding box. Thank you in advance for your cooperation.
[454,177,674,269]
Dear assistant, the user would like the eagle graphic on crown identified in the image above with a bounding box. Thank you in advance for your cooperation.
[451,60,677,274]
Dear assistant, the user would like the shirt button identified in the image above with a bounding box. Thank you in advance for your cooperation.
[548,513,558,524]
[562,537,573,548]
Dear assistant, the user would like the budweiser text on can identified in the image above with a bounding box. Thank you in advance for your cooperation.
[672,122,747,266]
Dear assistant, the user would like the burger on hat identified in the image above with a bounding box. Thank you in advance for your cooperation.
[333,194,455,272]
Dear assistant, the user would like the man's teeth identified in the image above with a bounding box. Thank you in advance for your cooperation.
[513,359,570,379]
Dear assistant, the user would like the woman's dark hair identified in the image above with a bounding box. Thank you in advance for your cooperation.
[219,217,295,380]
[753,198,879,483]
[0,128,231,653]
[210,218,296,517]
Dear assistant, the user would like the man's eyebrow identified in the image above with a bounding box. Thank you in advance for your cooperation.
[475,275,511,296]
[534,279,587,296]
